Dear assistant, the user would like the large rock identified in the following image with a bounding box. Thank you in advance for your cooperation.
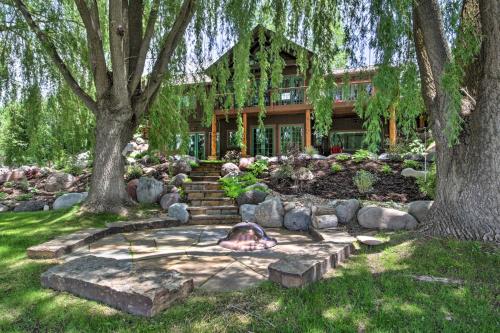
[239,157,255,170]
[45,172,75,192]
[378,153,401,161]
[75,151,91,168]
[312,214,338,229]
[401,168,428,178]
[408,200,434,223]
[255,197,284,228]
[291,167,314,181]
[168,203,189,223]
[236,190,267,206]
[170,159,191,176]
[284,206,311,231]
[333,199,360,224]
[53,192,88,210]
[245,182,269,192]
[160,193,180,210]
[357,206,418,230]
[136,177,163,204]
[221,163,240,176]
[127,179,139,201]
[240,204,257,223]
[0,203,9,212]
[41,255,193,317]
[170,173,188,187]
[14,200,46,212]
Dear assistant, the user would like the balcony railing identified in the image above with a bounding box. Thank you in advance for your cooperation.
[214,86,308,110]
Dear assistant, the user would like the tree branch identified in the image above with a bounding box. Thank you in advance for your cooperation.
[129,0,159,94]
[109,0,128,101]
[128,0,143,80]
[12,0,97,113]
[74,0,109,97]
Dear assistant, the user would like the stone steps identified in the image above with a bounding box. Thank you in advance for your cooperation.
[190,171,221,177]
[187,205,239,216]
[189,197,235,207]
[190,175,220,182]
[184,182,221,191]
[189,214,241,225]
[186,190,226,200]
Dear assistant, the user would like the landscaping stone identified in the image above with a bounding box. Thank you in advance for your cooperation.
[408,200,434,223]
[239,204,257,222]
[239,157,255,170]
[75,151,91,168]
[221,162,239,176]
[53,192,88,210]
[136,177,163,204]
[170,173,188,187]
[0,203,9,212]
[160,193,180,210]
[284,201,297,212]
[255,196,284,228]
[170,159,191,175]
[312,205,337,216]
[245,182,269,192]
[404,153,425,161]
[284,206,311,231]
[291,167,314,181]
[168,203,189,223]
[45,172,75,192]
[401,168,428,178]
[357,206,418,230]
[312,154,327,160]
[43,205,50,211]
[356,235,386,246]
[14,200,46,212]
[127,179,139,201]
[333,199,360,224]
[312,214,338,229]
[106,217,179,233]
[378,153,402,161]
[41,255,193,317]
[236,189,267,206]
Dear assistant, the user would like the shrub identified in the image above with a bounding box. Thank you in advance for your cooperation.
[353,170,377,193]
[330,163,343,173]
[274,164,293,179]
[304,146,318,156]
[16,179,30,191]
[16,193,33,201]
[417,164,436,199]
[381,164,392,174]
[125,165,143,180]
[64,164,84,176]
[189,160,199,168]
[403,159,422,170]
[335,153,350,162]
[219,173,259,198]
[408,138,425,155]
[148,155,161,165]
[183,178,192,183]
[3,181,13,188]
[0,192,7,200]
[247,160,268,177]
[352,149,372,163]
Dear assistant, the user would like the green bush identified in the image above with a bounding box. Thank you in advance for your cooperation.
[403,159,422,170]
[417,164,437,199]
[16,193,33,201]
[335,154,350,161]
[381,164,392,174]
[0,192,7,200]
[219,173,259,199]
[3,182,13,188]
[275,164,293,179]
[304,146,318,156]
[353,170,377,193]
[148,155,161,165]
[247,160,268,177]
[189,160,199,168]
[330,163,343,173]
[125,165,143,181]
[352,149,372,163]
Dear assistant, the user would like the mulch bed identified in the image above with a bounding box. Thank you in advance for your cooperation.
[265,158,428,203]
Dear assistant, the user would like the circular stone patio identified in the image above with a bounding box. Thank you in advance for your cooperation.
[64,225,321,292]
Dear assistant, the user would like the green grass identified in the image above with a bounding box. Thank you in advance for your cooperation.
[0,210,498,332]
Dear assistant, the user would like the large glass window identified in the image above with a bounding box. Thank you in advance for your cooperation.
[280,125,303,154]
[189,133,206,160]
[251,127,274,156]
[330,131,366,152]
[227,130,239,148]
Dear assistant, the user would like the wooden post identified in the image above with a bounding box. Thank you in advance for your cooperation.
[419,115,425,128]
[305,109,312,148]
[208,114,217,160]
[389,105,397,146]
[241,112,247,157]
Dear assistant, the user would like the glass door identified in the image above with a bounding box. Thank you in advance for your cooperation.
[189,133,206,160]
[280,125,303,154]
[251,127,274,156]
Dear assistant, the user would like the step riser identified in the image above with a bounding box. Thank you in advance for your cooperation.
[184,184,221,191]
[187,192,225,200]
[190,176,220,182]
[190,199,234,206]
[190,172,220,177]
[189,208,238,216]
[187,219,239,225]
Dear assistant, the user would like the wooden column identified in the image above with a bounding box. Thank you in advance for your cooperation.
[305,109,312,148]
[208,114,217,160]
[241,112,247,157]
[419,115,425,128]
[389,105,397,146]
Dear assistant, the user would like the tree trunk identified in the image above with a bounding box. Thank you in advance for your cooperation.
[83,107,136,214]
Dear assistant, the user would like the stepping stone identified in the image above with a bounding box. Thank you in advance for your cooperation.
[106,216,179,233]
[356,235,386,246]
[200,261,266,292]
[310,229,357,243]
[41,255,193,317]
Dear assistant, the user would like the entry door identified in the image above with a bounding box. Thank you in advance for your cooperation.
[252,127,274,156]
[189,133,206,160]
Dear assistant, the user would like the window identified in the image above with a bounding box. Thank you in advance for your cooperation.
[227,130,239,148]
[280,125,303,154]
[188,133,206,160]
[251,127,274,156]
[330,131,367,152]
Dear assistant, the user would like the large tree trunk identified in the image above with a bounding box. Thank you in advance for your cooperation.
[83,106,136,214]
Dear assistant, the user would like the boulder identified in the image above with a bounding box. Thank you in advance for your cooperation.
[356,235,385,246]
[245,182,269,192]
[312,205,337,216]
[221,163,240,176]
[239,157,255,170]
[284,206,311,231]
[14,200,46,212]
[170,173,188,187]
[160,193,180,210]
[357,206,418,230]
[333,199,360,224]
[236,190,267,206]
[291,167,314,181]
[312,154,327,160]
[401,168,428,178]
[403,153,425,161]
[136,177,163,204]
[75,151,91,168]
[8,169,26,182]
[0,203,9,212]
[283,201,297,212]
[408,200,434,223]
[255,155,269,161]
[378,153,402,161]
[170,159,191,176]
[168,203,189,223]
[53,192,88,210]
[255,197,284,228]
[240,204,257,223]
[312,214,338,229]
[45,172,75,192]
[126,179,139,201]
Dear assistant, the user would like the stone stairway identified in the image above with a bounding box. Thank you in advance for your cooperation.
[185,162,241,225]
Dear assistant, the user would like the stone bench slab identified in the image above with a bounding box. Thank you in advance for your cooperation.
[106,216,179,233]
[41,255,193,317]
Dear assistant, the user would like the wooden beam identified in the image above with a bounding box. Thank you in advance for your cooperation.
[305,109,312,148]
[241,113,247,157]
[209,114,217,160]
[389,105,397,146]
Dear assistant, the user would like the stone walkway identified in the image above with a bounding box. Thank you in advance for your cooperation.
[64,225,322,291]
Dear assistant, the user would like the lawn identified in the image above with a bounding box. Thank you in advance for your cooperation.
[0,209,498,332]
